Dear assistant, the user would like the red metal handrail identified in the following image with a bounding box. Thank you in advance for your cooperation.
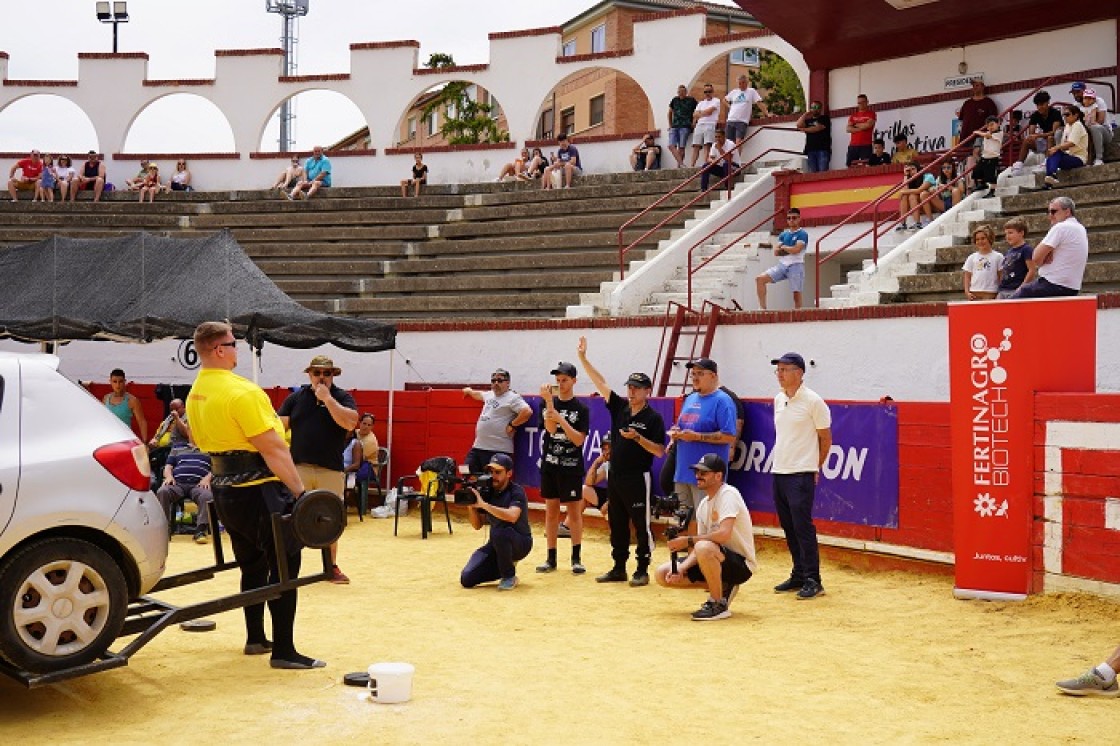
[616,125,800,278]
[684,184,784,308]
[812,76,1061,307]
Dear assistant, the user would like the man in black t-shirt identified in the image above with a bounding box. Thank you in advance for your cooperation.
[577,337,666,587]
[796,101,832,173]
[278,355,358,584]
[536,362,590,575]
[1014,91,1063,171]
[460,454,534,591]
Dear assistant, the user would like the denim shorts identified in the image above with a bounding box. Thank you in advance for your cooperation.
[668,127,692,148]
[766,261,805,292]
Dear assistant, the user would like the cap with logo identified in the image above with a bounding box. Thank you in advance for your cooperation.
[624,372,653,389]
[1070,82,1086,92]
[770,352,806,371]
[690,453,727,473]
[685,358,718,373]
[488,453,514,471]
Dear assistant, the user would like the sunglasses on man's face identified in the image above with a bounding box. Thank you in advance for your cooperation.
[310,369,333,377]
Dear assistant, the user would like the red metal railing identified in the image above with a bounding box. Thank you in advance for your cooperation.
[616,125,800,278]
[812,76,1061,306]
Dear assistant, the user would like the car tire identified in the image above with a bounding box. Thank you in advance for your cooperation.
[0,537,128,674]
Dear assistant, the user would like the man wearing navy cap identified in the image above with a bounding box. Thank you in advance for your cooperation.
[770,352,832,600]
[460,453,533,591]
[577,336,666,587]
[655,453,758,621]
[536,362,590,574]
[667,358,737,509]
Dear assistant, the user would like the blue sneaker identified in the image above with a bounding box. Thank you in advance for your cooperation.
[498,576,519,591]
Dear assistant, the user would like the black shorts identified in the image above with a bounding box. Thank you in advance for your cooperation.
[685,545,753,587]
[589,485,608,509]
[540,466,583,502]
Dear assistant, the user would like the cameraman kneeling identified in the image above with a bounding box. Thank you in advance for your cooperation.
[460,454,533,591]
[655,454,757,621]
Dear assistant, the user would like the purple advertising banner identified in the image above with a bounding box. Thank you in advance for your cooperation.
[515,397,899,528]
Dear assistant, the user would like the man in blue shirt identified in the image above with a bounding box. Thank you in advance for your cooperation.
[756,207,809,310]
[460,454,533,591]
[667,359,738,509]
[156,444,213,543]
[289,145,331,200]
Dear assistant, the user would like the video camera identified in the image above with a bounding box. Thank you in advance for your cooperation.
[451,472,495,505]
[652,493,694,574]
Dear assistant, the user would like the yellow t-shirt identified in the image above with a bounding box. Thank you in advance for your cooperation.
[186,368,285,484]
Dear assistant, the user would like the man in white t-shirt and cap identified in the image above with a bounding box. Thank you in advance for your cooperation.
[1012,196,1088,299]
[770,352,832,601]
[462,368,532,474]
[655,453,757,621]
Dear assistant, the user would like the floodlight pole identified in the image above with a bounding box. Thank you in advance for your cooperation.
[265,0,310,152]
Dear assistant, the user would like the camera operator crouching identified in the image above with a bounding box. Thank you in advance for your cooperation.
[655,454,757,621]
[460,454,534,591]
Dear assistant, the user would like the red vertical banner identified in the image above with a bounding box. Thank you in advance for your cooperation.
[949,297,1096,599]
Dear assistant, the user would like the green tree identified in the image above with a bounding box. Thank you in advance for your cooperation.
[420,53,508,145]
[753,51,805,116]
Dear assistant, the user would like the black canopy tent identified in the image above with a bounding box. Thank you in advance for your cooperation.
[0,231,395,352]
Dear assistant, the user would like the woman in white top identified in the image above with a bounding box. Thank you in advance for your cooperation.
[55,155,77,202]
[1044,108,1088,186]
[170,159,192,192]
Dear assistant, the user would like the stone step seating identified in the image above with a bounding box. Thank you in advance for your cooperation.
[0,168,700,319]
[885,162,1120,303]
[638,234,769,314]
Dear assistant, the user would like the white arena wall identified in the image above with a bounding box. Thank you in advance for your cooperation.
[4,305,1118,402]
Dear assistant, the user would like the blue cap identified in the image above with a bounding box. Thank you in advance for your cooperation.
[488,453,514,471]
[771,352,806,371]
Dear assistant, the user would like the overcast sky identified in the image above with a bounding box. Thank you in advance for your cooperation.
[0,0,739,153]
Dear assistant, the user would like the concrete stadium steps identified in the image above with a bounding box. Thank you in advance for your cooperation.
[0,167,710,319]
[880,161,1120,305]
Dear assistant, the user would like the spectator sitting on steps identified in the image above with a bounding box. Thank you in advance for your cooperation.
[7,149,44,203]
[867,138,891,166]
[401,153,428,198]
[891,134,918,164]
[1043,108,1089,188]
[542,133,582,190]
[288,146,331,201]
[273,156,305,194]
[630,134,661,172]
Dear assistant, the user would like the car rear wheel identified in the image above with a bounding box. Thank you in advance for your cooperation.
[0,538,128,673]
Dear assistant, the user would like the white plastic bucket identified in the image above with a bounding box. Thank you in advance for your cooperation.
[367,662,414,704]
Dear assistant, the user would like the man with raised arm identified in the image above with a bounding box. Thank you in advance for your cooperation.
[576,336,666,587]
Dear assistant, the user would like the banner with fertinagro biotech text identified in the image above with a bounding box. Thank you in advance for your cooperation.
[949,297,1095,599]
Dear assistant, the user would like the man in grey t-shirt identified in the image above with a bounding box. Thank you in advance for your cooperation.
[462,368,532,474]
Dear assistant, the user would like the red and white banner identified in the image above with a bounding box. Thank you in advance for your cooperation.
[948,297,1096,599]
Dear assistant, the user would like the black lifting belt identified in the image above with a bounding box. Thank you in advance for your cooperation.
[209,450,274,487]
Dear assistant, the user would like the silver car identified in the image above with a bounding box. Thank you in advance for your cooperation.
[0,352,168,673]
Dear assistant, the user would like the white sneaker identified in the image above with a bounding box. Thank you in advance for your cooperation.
[1093,160,1105,166]
[1044,175,1059,187]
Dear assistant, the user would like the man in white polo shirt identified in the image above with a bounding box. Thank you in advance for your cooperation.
[769,352,832,600]
[1012,196,1088,298]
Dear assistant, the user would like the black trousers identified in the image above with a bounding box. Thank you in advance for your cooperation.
[461,524,532,586]
[606,471,653,571]
[213,481,302,658]
[773,472,821,583]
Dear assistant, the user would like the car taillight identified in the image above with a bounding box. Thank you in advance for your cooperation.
[93,440,152,491]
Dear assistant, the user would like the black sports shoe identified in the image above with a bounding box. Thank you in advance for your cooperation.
[773,577,804,593]
[797,579,825,599]
[691,598,731,621]
[596,568,628,583]
[629,571,650,587]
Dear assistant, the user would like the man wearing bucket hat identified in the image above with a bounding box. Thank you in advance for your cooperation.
[655,453,757,621]
[770,352,832,600]
[577,336,666,587]
[460,453,533,591]
[278,355,358,584]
